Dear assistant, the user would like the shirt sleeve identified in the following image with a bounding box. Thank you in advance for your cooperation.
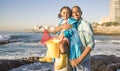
[83,23,95,49]
[83,32,95,49]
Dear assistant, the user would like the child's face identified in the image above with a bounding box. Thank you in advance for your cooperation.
[60,8,70,20]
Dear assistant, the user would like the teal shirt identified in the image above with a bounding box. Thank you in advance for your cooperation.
[58,18,82,60]
[77,18,95,62]
[61,18,95,62]
[57,18,77,37]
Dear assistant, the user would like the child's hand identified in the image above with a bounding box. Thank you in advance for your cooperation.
[59,33,64,39]
[51,30,56,34]
[61,24,73,30]
[56,33,64,42]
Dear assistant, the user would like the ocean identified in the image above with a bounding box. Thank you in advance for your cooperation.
[0,31,120,71]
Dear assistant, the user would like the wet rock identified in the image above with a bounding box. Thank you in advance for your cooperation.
[0,56,40,71]
[0,41,9,45]
[105,63,120,71]
[21,56,40,62]
[0,59,34,71]
[0,55,120,71]
[90,55,120,71]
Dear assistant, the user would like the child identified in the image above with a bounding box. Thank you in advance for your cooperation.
[39,6,82,70]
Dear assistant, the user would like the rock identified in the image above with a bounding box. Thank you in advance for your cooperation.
[93,26,120,35]
[90,55,120,71]
[0,59,34,71]
[105,63,120,71]
[21,56,40,62]
[0,55,120,71]
[0,35,11,45]
[0,41,9,45]
[0,56,40,71]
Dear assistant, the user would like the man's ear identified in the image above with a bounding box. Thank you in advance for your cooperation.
[80,11,82,15]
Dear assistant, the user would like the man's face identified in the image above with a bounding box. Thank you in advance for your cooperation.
[72,7,82,20]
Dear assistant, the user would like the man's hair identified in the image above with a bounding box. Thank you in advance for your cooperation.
[72,6,82,14]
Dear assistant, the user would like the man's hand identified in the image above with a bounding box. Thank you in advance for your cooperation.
[70,47,92,67]
[69,58,81,67]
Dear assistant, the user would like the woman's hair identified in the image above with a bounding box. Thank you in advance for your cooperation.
[72,6,82,14]
[58,6,72,19]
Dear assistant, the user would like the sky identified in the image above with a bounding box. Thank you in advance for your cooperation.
[0,0,109,31]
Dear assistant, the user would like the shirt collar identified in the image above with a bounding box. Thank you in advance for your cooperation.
[77,17,82,25]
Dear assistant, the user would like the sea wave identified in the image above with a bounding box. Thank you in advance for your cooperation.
[0,35,11,42]
[10,35,41,43]
[10,62,54,71]
[95,40,120,44]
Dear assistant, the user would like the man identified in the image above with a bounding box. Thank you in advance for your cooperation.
[70,6,95,71]
[62,6,95,71]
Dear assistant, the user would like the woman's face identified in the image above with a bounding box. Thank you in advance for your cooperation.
[72,7,81,20]
[60,8,70,20]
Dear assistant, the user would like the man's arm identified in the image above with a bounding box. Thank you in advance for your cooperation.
[70,22,95,67]
[70,46,91,67]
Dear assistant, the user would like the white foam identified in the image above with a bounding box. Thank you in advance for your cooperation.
[0,35,11,42]
[10,62,54,71]
[95,39,120,43]
[91,42,120,57]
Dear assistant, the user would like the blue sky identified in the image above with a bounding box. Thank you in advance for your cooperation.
[0,0,109,31]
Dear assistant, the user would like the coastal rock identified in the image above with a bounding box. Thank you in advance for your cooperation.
[93,26,120,35]
[0,41,9,45]
[0,56,40,71]
[0,59,34,71]
[0,55,120,71]
[90,55,120,71]
[0,35,11,45]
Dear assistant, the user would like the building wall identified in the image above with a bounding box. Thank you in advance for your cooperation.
[110,0,120,23]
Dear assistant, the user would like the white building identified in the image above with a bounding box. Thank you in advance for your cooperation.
[101,0,120,23]
[110,0,120,23]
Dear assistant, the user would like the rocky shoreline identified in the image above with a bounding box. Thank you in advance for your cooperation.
[33,25,120,36]
[93,26,120,36]
[0,55,120,71]
[0,59,33,71]
[90,55,120,71]
[0,57,40,71]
